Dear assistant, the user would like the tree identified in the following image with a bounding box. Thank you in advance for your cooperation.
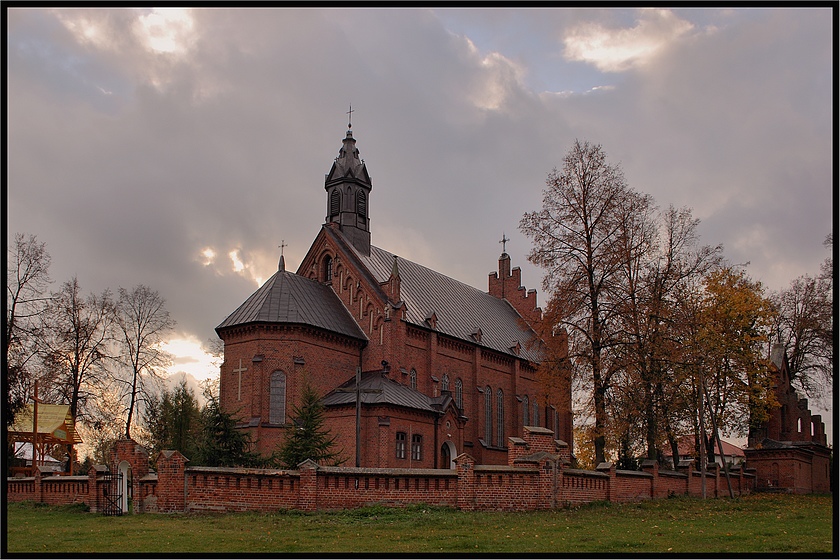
[276,381,344,468]
[113,285,175,439]
[195,394,262,467]
[770,234,833,402]
[5,233,52,428]
[615,205,721,462]
[143,380,202,461]
[697,267,777,442]
[39,277,114,426]
[520,139,638,465]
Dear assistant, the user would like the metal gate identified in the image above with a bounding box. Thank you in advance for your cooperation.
[101,471,123,516]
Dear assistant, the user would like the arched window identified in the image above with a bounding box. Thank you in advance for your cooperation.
[455,378,463,409]
[324,255,333,283]
[523,395,529,426]
[330,189,340,216]
[356,190,367,218]
[410,369,417,390]
[484,386,492,444]
[533,399,540,428]
[496,389,505,448]
[441,374,449,392]
[269,371,287,425]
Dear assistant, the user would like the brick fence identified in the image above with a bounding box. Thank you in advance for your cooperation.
[7,427,756,514]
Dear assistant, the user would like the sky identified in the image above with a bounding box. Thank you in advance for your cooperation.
[7,7,834,442]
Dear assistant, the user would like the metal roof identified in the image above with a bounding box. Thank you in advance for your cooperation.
[9,404,82,445]
[350,241,542,363]
[216,269,367,341]
[321,371,438,413]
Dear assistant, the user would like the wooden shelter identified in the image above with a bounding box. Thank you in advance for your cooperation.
[8,402,82,475]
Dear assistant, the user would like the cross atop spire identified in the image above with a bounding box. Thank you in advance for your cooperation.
[347,104,354,129]
[499,233,510,255]
[278,240,287,271]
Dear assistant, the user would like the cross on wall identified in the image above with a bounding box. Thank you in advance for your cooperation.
[233,358,248,401]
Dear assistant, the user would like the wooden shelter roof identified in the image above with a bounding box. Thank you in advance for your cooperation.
[8,403,82,445]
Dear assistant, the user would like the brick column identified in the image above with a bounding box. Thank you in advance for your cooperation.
[33,466,43,503]
[537,456,557,510]
[156,450,188,513]
[596,462,615,502]
[641,459,658,499]
[298,459,318,512]
[454,453,476,511]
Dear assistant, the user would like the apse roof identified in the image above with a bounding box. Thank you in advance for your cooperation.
[216,268,367,342]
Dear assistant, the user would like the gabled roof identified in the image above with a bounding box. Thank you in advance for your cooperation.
[322,371,439,413]
[677,436,745,457]
[335,232,541,363]
[216,268,367,342]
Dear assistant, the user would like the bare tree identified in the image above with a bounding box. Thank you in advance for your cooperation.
[6,233,52,427]
[771,234,833,403]
[113,285,175,439]
[616,205,722,463]
[39,277,114,426]
[520,139,636,465]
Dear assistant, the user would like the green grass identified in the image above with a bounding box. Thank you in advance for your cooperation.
[5,494,834,554]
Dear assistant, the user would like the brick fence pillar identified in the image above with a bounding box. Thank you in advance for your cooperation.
[537,456,558,510]
[641,459,658,499]
[298,459,318,512]
[156,450,188,513]
[596,462,615,502]
[454,453,475,511]
[33,466,43,503]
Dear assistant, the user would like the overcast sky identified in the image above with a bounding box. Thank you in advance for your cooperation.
[7,7,834,437]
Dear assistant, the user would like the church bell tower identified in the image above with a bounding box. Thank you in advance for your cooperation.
[325,115,372,256]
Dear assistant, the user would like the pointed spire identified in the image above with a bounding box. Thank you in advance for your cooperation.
[391,255,400,278]
[279,240,287,271]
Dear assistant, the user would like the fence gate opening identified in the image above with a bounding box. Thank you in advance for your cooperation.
[101,471,123,516]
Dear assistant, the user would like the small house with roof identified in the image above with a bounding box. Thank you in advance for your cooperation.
[215,124,572,468]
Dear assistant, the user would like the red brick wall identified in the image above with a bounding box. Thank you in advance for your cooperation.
[186,467,300,513]
[559,470,609,505]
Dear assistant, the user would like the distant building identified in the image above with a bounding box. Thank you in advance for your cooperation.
[676,436,746,468]
[215,125,572,468]
[744,344,830,493]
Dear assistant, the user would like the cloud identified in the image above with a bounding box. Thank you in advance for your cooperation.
[563,8,694,72]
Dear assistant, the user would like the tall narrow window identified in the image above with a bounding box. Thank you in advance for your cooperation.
[330,189,340,216]
[269,371,287,425]
[441,374,449,392]
[411,434,422,461]
[357,190,367,218]
[523,395,529,426]
[410,369,417,390]
[496,389,505,448]
[484,386,492,444]
[324,256,333,282]
[455,378,463,409]
[396,432,406,459]
[554,409,560,437]
[533,399,540,428]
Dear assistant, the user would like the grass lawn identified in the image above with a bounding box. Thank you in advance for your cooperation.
[5,493,834,554]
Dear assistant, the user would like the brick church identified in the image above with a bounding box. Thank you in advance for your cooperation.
[215,124,572,469]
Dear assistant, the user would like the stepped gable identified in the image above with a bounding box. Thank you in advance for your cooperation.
[330,230,541,363]
[216,263,367,342]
